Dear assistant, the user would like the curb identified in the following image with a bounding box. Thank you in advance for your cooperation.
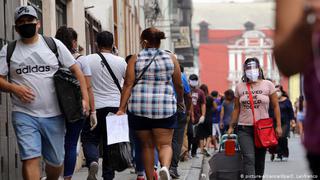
[185,154,205,180]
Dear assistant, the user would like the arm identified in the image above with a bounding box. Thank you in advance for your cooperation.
[185,92,192,116]
[270,93,283,137]
[0,76,35,103]
[85,76,95,112]
[274,0,314,76]
[69,64,89,113]
[220,105,225,128]
[227,97,240,134]
[117,55,137,114]
[171,54,183,103]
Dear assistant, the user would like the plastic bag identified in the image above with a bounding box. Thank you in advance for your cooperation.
[106,142,132,172]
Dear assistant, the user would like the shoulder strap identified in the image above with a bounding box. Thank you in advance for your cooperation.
[246,83,256,124]
[6,41,17,71]
[133,50,159,87]
[42,36,61,67]
[97,52,122,93]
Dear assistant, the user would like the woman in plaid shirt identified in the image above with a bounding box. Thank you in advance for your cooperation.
[117,27,183,180]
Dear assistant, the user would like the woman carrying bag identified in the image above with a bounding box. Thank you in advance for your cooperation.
[227,58,282,180]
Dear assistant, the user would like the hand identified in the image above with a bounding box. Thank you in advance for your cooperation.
[82,100,89,117]
[276,126,283,138]
[220,122,224,129]
[198,116,205,124]
[90,111,98,131]
[116,110,125,116]
[13,85,35,103]
[227,126,234,135]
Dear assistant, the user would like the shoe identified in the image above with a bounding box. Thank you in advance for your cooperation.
[136,176,145,180]
[202,149,211,157]
[87,161,99,180]
[159,166,170,180]
[169,168,180,179]
[271,154,275,162]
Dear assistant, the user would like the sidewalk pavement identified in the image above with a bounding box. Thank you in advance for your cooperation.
[72,153,205,180]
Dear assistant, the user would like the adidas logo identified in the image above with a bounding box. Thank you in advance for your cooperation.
[16,65,51,74]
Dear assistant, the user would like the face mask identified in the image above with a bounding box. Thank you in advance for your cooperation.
[189,80,198,87]
[245,69,259,82]
[277,92,282,98]
[17,23,37,38]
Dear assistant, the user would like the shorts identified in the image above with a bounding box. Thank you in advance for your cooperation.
[128,112,177,130]
[212,123,221,137]
[12,111,65,166]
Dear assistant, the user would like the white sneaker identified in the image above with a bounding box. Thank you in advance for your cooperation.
[87,161,99,180]
[159,166,170,180]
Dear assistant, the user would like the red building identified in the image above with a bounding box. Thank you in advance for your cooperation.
[195,21,288,94]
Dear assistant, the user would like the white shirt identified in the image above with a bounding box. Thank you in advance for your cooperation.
[74,54,91,76]
[86,53,127,109]
[0,35,76,117]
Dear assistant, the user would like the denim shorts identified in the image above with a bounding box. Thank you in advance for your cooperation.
[12,111,65,167]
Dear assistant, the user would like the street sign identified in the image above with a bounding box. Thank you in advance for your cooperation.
[174,26,191,48]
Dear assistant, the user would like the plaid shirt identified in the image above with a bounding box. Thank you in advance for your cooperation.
[128,48,177,119]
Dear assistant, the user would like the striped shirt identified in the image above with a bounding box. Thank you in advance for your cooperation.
[128,48,177,119]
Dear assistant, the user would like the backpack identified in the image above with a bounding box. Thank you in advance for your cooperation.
[6,36,84,123]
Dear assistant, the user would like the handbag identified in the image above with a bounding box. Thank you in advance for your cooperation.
[246,83,278,148]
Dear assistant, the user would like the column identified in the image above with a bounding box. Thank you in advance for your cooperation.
[228,51,236,81]
[267,51,272,79]
[42,0,56,36]
[237,51,242,80]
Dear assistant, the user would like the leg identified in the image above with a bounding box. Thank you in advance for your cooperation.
[136,130,155,180]
[134,133,145,177]
[101,107,118,180]
[64,119,85,179]
[152,128,174,168]
[22,158,41,180]
[255,147,267,180]
[45,164,63,180]
[170,113,186,169]
[40,115,65,180]
[237,127,255,180]
[11,112,42,180]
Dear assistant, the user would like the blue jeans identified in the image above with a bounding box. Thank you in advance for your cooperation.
[81,107,118,180]
[64,119,85,178]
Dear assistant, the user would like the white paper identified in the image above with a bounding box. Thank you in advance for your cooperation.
[106,114,130,145]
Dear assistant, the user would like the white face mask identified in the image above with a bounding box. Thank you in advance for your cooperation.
[277,91,282,98]
[245,69,259,82]
[189,80,198,87]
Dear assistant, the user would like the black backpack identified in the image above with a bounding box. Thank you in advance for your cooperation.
[6,36,84,122]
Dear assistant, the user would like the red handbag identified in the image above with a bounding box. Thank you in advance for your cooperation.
[246,83,278,148]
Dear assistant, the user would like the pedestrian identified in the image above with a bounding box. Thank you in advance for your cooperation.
[199,84,214,151]
[296,96,306,139]
[81,31,127,180]
[169,56,192,178]
[188,74,206,157]
[116,27,183,180]
[0,5,89,180]
[220,89,235,135]
[270,85,294,161]
[210,90,222,151]
[274,1,320,175]
[227,57,282,180]
[55,26,98,180]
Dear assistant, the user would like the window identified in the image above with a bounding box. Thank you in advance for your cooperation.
[28,0,43,34]
[56,0,67,29]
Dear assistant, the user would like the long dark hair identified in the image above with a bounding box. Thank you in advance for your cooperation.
[200,84,209,96]
[241,57,265,82]
[55,26,77,53]
[275,85,289,98]
[298,95,304,111]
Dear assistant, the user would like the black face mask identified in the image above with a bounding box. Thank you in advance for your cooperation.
[16,23,37,38]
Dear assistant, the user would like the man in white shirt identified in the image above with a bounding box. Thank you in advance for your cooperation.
[0,6,89,180]
[81,31,127,180]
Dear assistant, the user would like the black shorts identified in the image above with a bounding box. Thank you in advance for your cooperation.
[128,112,177,131]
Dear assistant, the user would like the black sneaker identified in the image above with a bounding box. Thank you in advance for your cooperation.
[169,168,180,179]
[87,161,99,180]
[202,149,211,157]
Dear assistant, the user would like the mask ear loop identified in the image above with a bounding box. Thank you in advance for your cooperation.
[312,32,320,84]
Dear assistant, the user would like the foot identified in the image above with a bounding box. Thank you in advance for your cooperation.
[169,168,180,179]
[136,176,145,180]
[271,154,275,162]
[202,149,211,157]
[87,161,99,180]
[159,166,170,180]
[153,169,159,180]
